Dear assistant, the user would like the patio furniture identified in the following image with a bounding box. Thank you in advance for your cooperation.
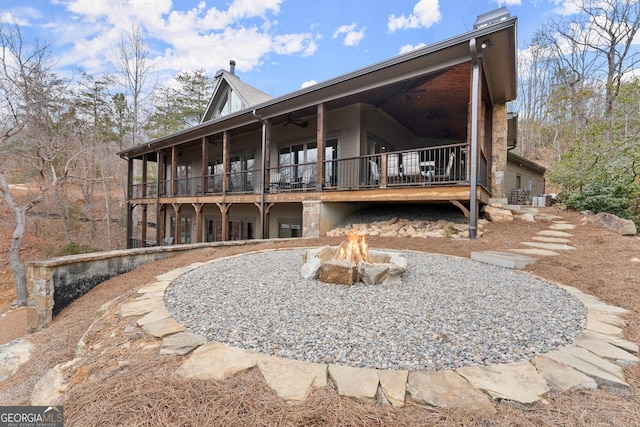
[401,151,421,179]
[369,160,380,185]
[387,153,401,183]
[269,170,282,191]
[300,168,313,189]
[434,152,456,181]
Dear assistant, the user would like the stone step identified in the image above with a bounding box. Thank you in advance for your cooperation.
[470,251,537,269]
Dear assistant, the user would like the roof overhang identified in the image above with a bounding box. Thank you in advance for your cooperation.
[119,11,517,159]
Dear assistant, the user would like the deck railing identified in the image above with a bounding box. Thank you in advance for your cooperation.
[132,143,469,198]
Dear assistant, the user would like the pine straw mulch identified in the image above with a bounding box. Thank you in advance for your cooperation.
[2,208,640,426]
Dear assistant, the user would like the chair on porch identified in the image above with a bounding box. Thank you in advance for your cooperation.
[269,170,282,191]
[433,152,456,182]
[387,154,401,184]
[401,151,421,180]
[369,160,380,186]
[300,168,313,189]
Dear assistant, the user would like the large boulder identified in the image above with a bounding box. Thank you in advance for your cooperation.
[586,212,637,236]
[483,205,514,222]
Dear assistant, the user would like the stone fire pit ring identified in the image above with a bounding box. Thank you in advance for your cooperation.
[164,248,586,371]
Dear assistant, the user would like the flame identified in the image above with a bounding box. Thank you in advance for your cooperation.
[335,233,370,264]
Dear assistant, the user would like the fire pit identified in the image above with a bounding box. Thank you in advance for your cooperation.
[301,233,407,285]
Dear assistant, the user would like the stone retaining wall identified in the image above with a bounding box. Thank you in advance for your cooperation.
[25,240,260,333]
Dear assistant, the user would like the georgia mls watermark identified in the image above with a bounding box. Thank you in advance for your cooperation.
[0,406,63,427]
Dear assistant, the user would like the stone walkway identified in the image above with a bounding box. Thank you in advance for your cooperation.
[117,213,638,409]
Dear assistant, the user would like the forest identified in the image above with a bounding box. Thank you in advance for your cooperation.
[1,0,639,306]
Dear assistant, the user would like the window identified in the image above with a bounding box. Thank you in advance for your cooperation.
[215,88,245,118]
[176,164,192,195]
[278,138,337,184]
[279,220,301,238]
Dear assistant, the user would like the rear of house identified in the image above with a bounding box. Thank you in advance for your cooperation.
[119,8,521,247]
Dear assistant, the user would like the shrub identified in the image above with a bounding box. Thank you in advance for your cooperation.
[559,179,640,227]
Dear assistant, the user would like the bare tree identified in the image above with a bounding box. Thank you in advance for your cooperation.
[112,24,156,147]
[0,23,73,305]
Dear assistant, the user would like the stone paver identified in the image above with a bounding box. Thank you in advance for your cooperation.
[470,251,537,269]
[407,370,494,411]
[531,356,597,391]
[160,332,207,356]
[509,248,559,256]
[579,330,639,354]
[587,311,626,328]
[176,342,265,381]
[377,369,408,408]
[521,242,576,251]
[119,298,164,317]
[531,236,571,243]
[456,361,550,405]
[537,230,573,237]
[573,337,639,365]
[549,223,575,230]
[137,280,172,293]
[328,364,379,403]
[586,317,624,337]
[140,317,185,338]
[258,356,327,402]
[136,307,171,326]
[135,291,165,300]
[543,347,630,391]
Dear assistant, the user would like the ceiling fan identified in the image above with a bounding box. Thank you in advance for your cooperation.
[284,114,309,128]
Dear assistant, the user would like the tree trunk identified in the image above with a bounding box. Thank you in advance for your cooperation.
[54,183,72,244]
[10,207,28,306]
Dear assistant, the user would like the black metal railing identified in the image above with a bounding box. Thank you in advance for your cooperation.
[131,143,470,198]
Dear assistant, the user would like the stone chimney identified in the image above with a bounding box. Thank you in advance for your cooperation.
[229,60,236,75]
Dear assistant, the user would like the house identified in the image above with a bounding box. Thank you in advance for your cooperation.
[119,7,518,247]
[506,151,547,204]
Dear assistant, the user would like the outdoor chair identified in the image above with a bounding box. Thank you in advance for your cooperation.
[369,160,380,186]
[300,168,313,189]
[401,151,421,180]
[387,153,401,184]
[269,170,282,191]
[433,152,456,182]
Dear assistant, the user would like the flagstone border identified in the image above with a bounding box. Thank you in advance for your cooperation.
[119,251,638,408]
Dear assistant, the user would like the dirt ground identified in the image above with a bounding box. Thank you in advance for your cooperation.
[1,207,640,426]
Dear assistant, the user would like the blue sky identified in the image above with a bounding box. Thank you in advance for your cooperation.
[2,1,572,97]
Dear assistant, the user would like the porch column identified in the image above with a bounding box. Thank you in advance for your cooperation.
[141,203,147,245]
[159,205,166,245]
[126,159,134,248]
[491,104,507,199]
[302,200,321,238]
[264,119,271,189]
[316,103,325,189]
[201,137,208,194]
[126,203,134,249]
[141,154,148,197]
[172,203,181,244]
[469,38,482,240]
[217,203,230,241]
[193,202,203,243]
[157,150,165,196]
[171,146,177,196]
[222,131,230,193]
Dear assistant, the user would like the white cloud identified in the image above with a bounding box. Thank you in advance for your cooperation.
[0,7,42,26]
[388,0,442,32]
[333,22,365,46]
[53,0,318,80]
[494,0,521,6]
[301,80,317,89]
[398,43,427,55]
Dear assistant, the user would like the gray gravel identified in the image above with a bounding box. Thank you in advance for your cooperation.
[165,249,586,371]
